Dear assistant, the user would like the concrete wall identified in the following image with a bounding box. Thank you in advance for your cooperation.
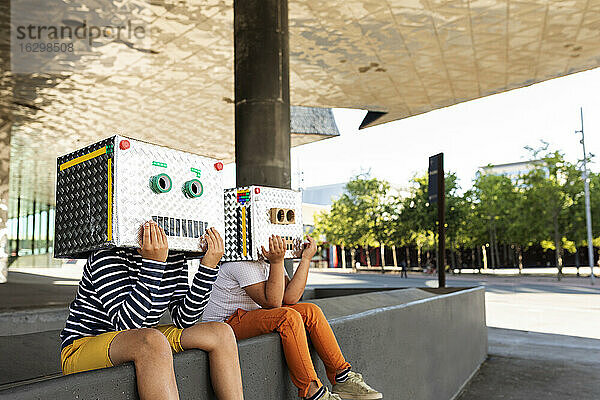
[0,287,486,399]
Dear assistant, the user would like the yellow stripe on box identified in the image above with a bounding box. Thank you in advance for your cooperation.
[107,158,112,242]
[59,147,107,171]
[242,206,247,256]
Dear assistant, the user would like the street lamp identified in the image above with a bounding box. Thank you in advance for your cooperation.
[575,107,595,285]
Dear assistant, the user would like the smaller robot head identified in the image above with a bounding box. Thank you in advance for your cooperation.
[222,186,303,261]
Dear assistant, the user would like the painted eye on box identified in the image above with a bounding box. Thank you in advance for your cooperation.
[150,173,172,193]
[286,210,295,224]
[270,208,295,225]
[183,179,204,198]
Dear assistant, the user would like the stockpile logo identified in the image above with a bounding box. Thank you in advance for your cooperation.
[11,0,153,74]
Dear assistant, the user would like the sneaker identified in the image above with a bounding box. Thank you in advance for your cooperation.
[332,371,383,399]
[309,387,342,400]
[321,388,343,400]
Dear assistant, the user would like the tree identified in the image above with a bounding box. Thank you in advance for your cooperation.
[313,174,391,269]
[521,147,578,280]
[505,186,536,272]
[312,146,600,277]
[396,175,434,269]
[444,173,471,270]
[347,176,391,267]
[470,172,518,269]
[395,172,465,270]
[313,199,361,269]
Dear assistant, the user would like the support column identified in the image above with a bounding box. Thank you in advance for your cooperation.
[234,0,293,277]
[0,0,12,283]
[0,123,10,283]
[234,0,291,189]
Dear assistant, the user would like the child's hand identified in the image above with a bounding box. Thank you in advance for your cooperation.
[301,235,317,261]
[200,228,224,268]
[139,221,168,262]
[261,235,285,264]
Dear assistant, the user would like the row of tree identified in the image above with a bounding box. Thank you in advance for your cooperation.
[313,145,600,278]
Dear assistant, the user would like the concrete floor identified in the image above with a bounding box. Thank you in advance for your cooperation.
[309,271,600,399]
[0,271,79,311]
[459,355,600,400]
[459,327,600,400]
[307,270,600,339]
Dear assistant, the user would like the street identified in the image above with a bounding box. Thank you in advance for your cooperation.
[307,269,600,339]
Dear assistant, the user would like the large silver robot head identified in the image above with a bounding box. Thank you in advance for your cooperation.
[54,135,224,258]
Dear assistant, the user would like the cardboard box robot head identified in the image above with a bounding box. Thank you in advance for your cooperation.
[54,136,225,258]
[223,186,303,262]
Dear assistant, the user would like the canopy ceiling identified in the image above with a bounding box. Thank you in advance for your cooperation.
[1,0,599,204]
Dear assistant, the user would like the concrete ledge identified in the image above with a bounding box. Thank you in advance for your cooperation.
[0,288,432,385]
[0,308,69,336]
[302,287,405,300]
[0,287,404,336]
[0,287,486,399]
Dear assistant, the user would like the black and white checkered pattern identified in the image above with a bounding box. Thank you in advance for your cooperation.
[223,188,253,261]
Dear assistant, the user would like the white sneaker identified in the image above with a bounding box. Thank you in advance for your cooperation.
[332,371,382,399]
[307,387,343,400]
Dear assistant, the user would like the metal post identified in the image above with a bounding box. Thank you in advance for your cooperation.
[15,197,20,257]
[575,107,595,285]
[428,153,446,287]
[438,154,446,288]
[234,0,291,189]
[46,204,51,254]
[31,198,36,255]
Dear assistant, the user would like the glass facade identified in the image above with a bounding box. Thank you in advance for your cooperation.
[7,196,55,258]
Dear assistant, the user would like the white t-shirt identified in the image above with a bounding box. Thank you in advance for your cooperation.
[202,260,286,322]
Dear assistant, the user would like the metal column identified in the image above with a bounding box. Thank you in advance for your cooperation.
[0,1,12,282]
[0,125,10,283]
[575,108,595,285]
[428,153,445,288]
[15,197,20,257]
[437,155,446,288]
[234,0,291,189]
[31,199,36,255]
[234,0,293,277]
[46,204,51,254]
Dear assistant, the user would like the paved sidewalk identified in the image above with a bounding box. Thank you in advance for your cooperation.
[458,327,600,400]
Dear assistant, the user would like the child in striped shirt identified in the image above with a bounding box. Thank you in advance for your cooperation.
[60,221,243,400]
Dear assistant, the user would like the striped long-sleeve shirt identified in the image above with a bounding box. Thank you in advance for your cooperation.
[60,248,218,350]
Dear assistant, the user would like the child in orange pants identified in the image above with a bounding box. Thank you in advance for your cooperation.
[203,235,382,400]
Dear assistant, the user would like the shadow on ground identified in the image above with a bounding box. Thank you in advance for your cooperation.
[458,328,600,400]
[0,272,78,311]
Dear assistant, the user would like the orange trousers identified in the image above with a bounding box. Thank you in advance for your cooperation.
[226,302,351,397]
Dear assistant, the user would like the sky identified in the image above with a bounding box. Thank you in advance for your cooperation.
[224,67,600,193]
